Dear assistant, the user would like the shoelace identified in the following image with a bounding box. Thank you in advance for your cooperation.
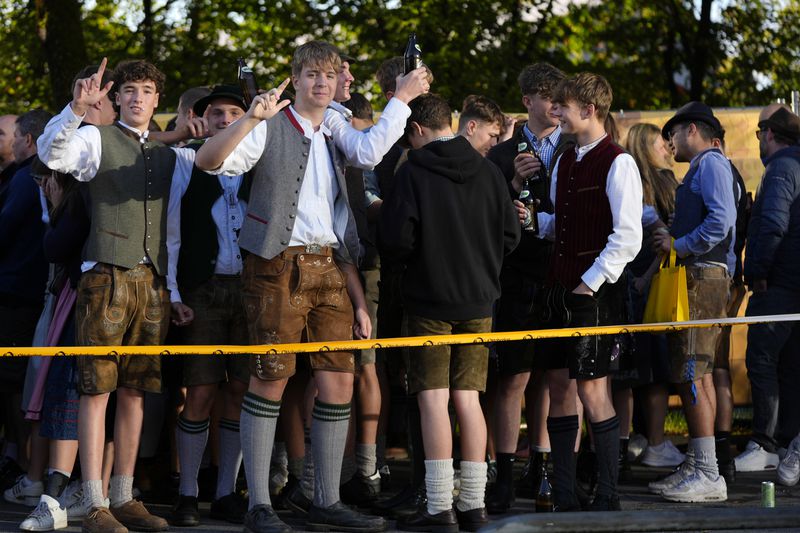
[27,501,52,524]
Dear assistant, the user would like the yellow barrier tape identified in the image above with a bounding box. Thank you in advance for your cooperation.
[1,314,797,357]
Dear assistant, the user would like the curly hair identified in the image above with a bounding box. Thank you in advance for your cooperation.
[112,60,166,95]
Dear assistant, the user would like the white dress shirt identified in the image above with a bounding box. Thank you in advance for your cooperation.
[37,103,196,272]
[538,134,643,292]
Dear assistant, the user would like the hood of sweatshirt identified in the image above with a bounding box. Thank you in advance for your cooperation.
[407,136,485,184]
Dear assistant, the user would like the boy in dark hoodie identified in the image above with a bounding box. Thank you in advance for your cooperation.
[380,93,520,532]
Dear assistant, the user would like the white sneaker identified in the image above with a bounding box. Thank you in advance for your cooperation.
[641,440,686,467]
[4,476,44,506]
[778,435,800,487]
[648,463,693,494]
[66,493,109,520]
[734,440,779,472]
[661,470,727,502]
[19,494,67,531]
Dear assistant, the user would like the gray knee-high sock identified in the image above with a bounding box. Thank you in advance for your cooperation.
[356,443,377,477]
[216,418,243,500]
[176,415,210,497]
[311,400,351,508]
[241,392,281,510]
[590,416,620,498]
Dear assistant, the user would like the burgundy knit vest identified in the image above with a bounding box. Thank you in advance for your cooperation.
[548,135,625,289]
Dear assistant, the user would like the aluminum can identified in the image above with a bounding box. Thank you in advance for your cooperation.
[762,481,775,508]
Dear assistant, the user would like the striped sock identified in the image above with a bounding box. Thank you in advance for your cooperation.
[216,418,242,500]
[312,400,351,508]
[241,392,281,509]
[176,415,210,497]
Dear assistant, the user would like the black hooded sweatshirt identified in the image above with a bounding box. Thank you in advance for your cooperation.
[380,136,520,320]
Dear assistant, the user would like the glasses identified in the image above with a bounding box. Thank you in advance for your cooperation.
[755,128,767,139]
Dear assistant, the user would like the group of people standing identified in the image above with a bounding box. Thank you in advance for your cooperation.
[0,35,800,533]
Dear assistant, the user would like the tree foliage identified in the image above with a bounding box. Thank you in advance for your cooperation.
[0,0,798,116]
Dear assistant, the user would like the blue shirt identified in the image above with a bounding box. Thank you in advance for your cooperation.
[673,149,737,272]
[522,123,561,172]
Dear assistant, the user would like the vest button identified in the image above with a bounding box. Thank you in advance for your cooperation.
[303,152,308,156]
[289,214,295,219]
[297,178,301,182]
[285,226,292,231]
[299,164,304,169]
[281,240,288,245]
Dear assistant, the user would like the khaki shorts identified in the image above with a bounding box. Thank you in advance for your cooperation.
[405,314,492,394]
[713,282,747,371]
[181,275,250,386]
[242,249,355,381]
[668,265,730,383]
[75,263,169,394]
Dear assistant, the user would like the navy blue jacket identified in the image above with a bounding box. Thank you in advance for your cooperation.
[744,145,800,290]
[0,157,48,304]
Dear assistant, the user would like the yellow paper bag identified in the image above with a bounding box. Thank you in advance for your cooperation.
[643,242,689,323]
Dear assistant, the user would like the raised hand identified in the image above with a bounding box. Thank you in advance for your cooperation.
[184,116,210,140]
[393,66,431,103]
[247,78,291,121]
[71,57,114,117]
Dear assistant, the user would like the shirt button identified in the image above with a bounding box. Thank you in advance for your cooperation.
[236,255,241,259]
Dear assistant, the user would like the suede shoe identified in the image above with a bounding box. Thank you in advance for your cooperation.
[397,507,458,533]
[341,471,381,505]
[485,481,514,514]
[456,506,488,532]
[588,493,621,511]
[82,506,128,533]
[170,495,199,527]
[306,501,387,532]
[210,492,246,524]
[110,500,168,532]
[243,504,291,533]
[285,484,311,518]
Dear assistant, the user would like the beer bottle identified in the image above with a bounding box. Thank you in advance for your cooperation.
[519,178,539,234]
[237,58,258,107]
[535,453,554,513]
[404,33,423,75]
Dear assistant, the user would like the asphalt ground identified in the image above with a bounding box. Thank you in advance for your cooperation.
[0,459,799,532]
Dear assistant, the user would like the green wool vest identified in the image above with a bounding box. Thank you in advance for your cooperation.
[85,125,176,275]
[177,165,252,290]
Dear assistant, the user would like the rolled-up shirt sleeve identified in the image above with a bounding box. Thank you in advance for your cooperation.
[581,154,643,291]
[37,104,101,182]
[326,98,411,170]
[206,121,267,177]
[673,153,736,259]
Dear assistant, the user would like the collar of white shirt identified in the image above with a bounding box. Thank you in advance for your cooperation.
[289,106,332,139]
[575,133,607,160]
[116,120,149,142]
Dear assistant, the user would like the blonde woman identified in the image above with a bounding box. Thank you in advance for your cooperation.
[623,123,684,470]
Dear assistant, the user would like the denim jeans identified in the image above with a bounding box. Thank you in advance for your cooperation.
[745,285,800,450]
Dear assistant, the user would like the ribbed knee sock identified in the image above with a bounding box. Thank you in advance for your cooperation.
[590,416,620,498]
[176,415,210,497]
[311,400,351,508]
[216,418,243,499]
[240,392,280,509]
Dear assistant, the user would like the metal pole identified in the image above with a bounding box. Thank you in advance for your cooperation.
[792,90,799,114]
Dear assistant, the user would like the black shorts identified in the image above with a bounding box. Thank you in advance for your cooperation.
[537,280,628,380]
[494,269,562,375]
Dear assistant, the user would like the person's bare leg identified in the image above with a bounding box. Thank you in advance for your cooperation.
[112,387,144,479]
[645,384,669,446]
[27,421,48,482]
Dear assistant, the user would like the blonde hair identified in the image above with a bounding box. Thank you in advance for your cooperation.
[292,41,341,77]
[553,72,612,121]
[625,123,678,220]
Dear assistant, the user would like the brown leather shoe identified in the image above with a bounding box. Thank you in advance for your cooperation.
[82,507,128,533]
[110,500,169,531]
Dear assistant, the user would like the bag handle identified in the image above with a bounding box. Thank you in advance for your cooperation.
[661,237,677,268]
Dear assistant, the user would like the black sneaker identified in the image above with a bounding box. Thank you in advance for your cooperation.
[210,492,247,524]
[0,457,23,490]
[171,495,200,527]
[307,501,387,532]
[588,493,621,511]
[285,484,311,518]
[396,507,458,533]
[341,471,381,505]
[485,482,515,514]
[243,504,291,533]
[455,506,488,532]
